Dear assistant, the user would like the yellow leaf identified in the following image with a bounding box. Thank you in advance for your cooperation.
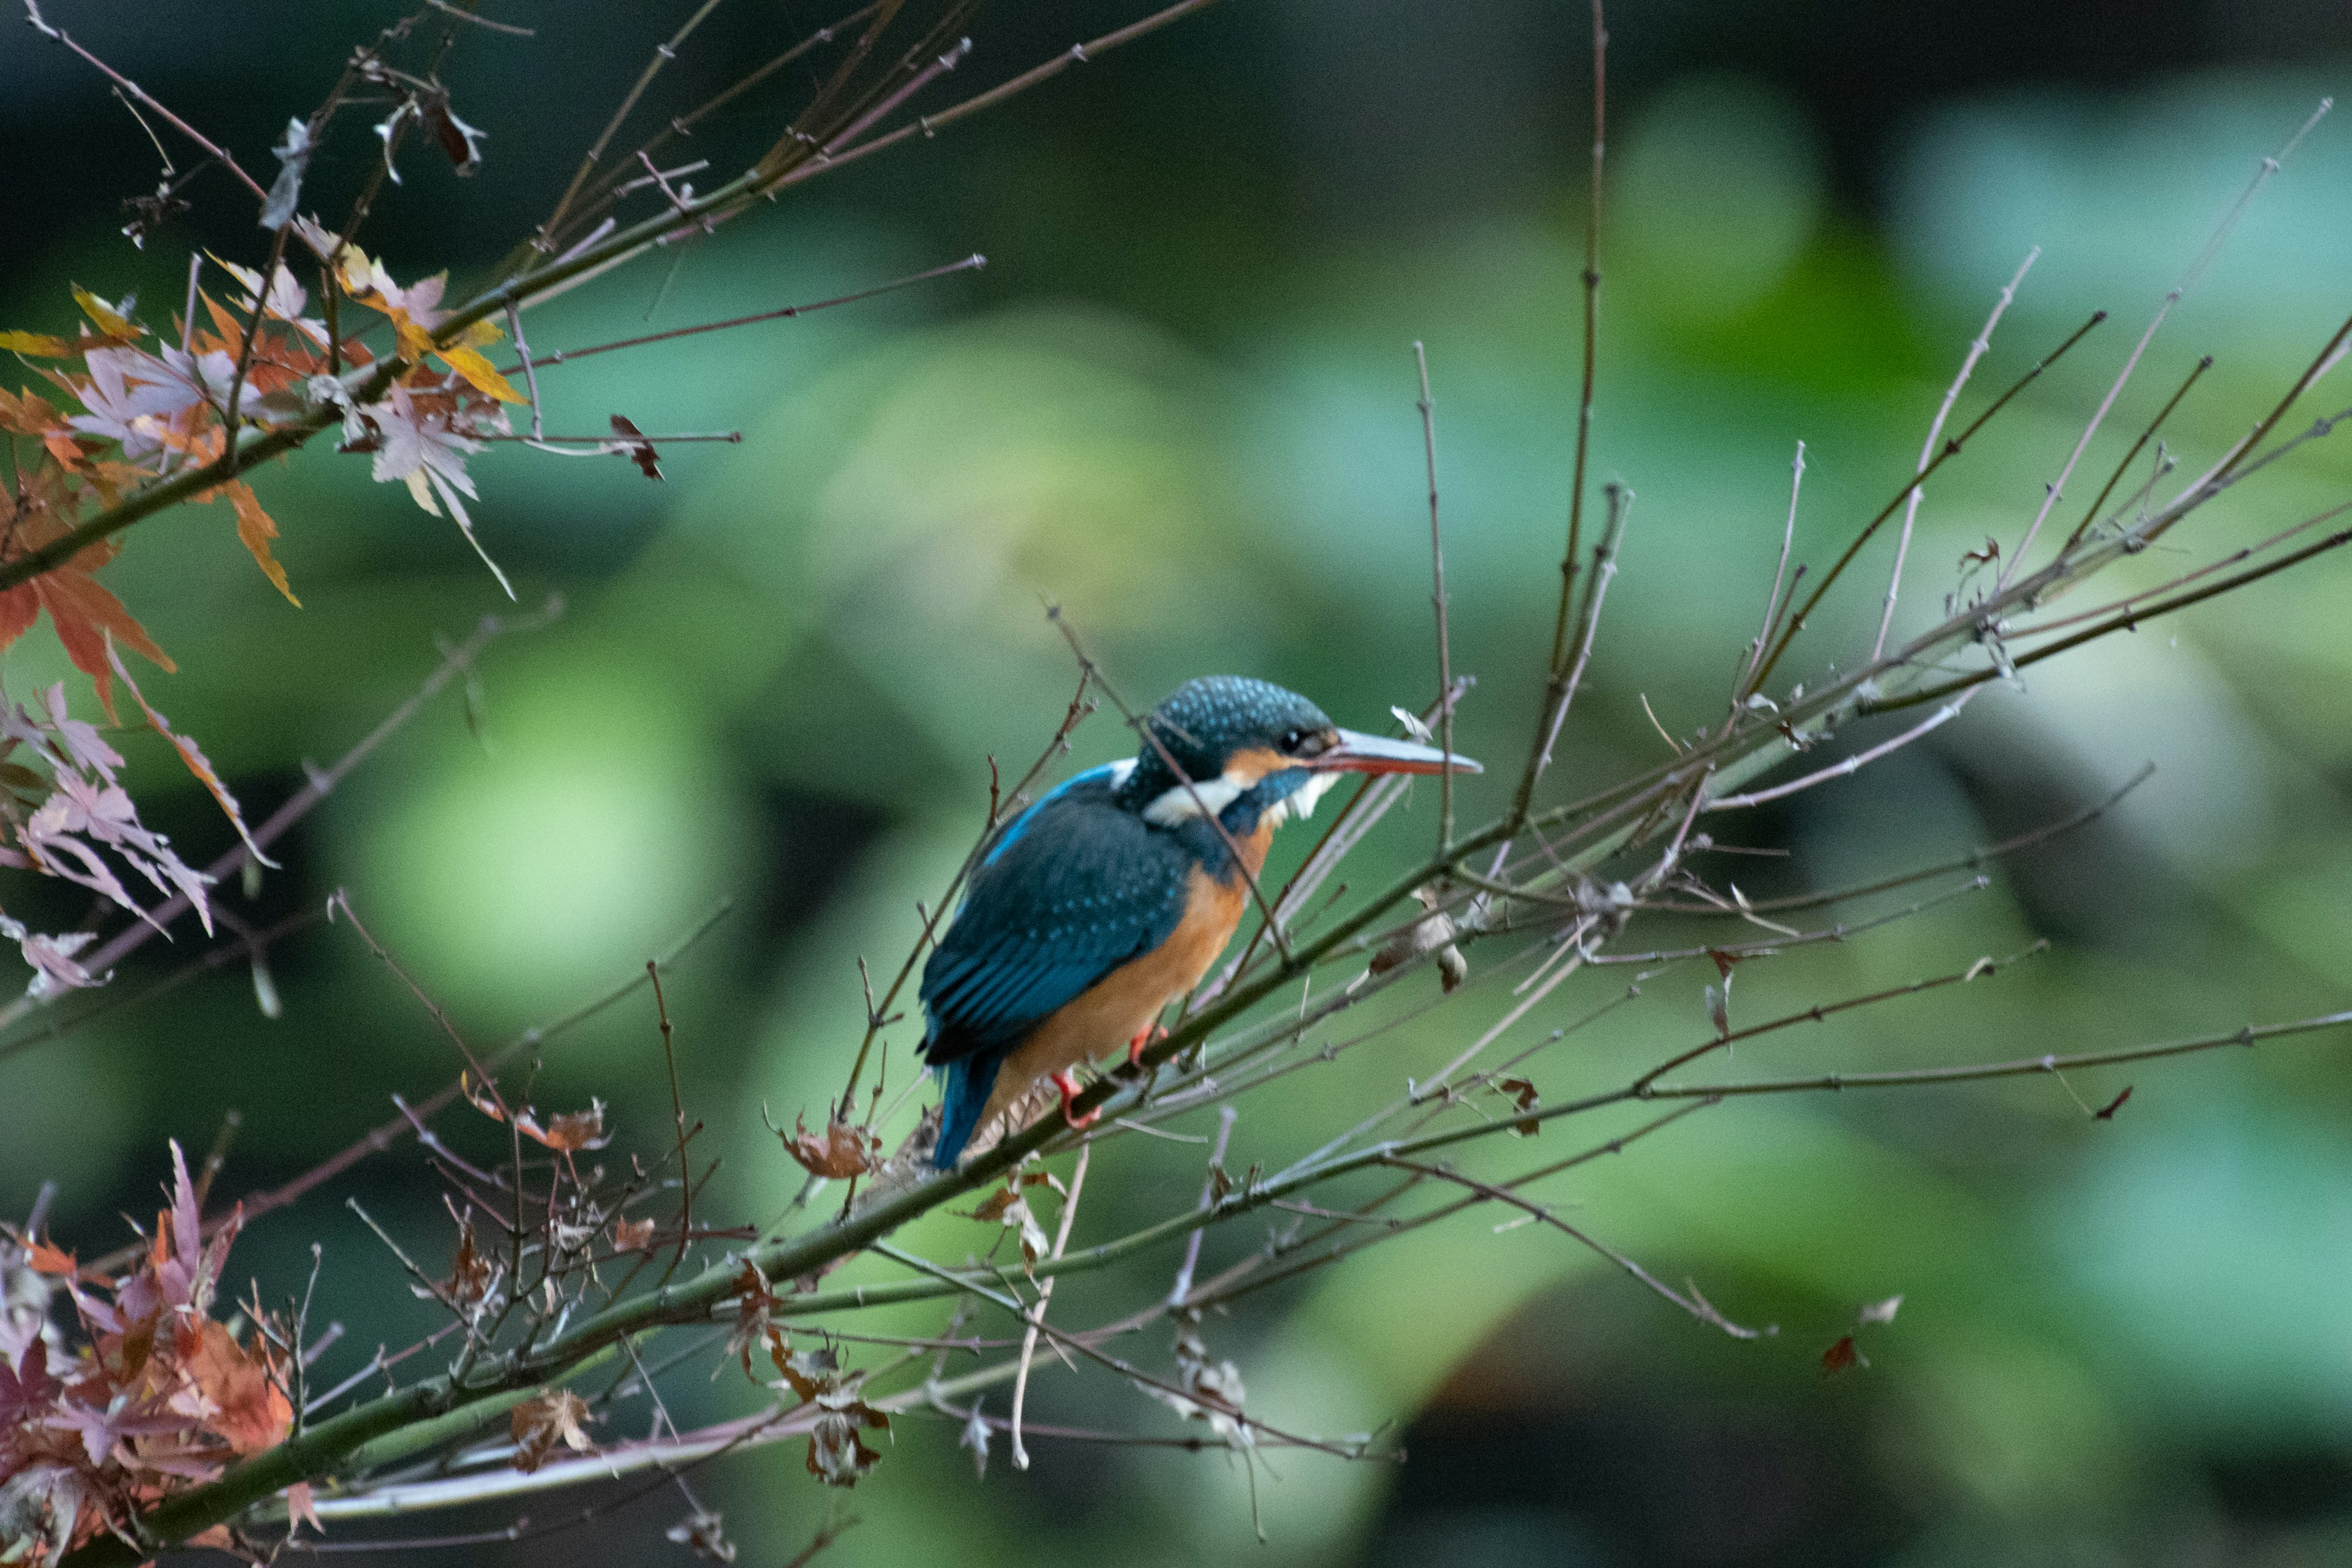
[205,251,265,293]
[457,317,505,348]
[335,246,377,298]
[391,312,435,362]
[70,285,136,339]
[224,481,300,605]
[0,331,73,358]
[436,344,524,404]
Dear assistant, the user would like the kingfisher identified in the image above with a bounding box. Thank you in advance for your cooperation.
[919,676,1479,1168]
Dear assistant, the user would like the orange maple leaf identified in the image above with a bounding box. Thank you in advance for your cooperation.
[27,1238,80,1276]
[186,1320,291,1455]
[0,481,172,720]
[208,480,298,605]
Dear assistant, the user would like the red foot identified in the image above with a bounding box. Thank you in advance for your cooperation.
[1126,1023,1169,1065]
[1052,1069,1100,1129]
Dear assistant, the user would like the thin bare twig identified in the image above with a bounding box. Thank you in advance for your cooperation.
[1414,342,1458,850]
[1010,1142,1089,1469]
[1875,247,2037,658]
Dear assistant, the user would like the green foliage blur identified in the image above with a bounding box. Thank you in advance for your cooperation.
[5,2,2352,1563]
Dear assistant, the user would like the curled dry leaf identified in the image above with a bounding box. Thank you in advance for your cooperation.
[609,1216,657,1253]
[776,1347,890,1488]
[1821,1334,1866,1376]
[779,1115,880,1180]
[518,1098,611,1152]
[666,1507,737,1563]
[725,1262,788,1380]
[509,1389,593,1473]
[183,1319,291,1456]
[1495,1076,1541,1136]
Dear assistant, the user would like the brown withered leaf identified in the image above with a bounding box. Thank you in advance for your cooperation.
[609,415,661,480]
[665,1508,738,1563]
[510,1389,593,1472]
[518,1099,611,1152]
[1706,947,1746,981]
[1820,1335,1866,1376]
[780,1115,880,1180]
[1496,1076,1541,1136]
[427,1214,498,1311]
[186,1319,292,1455]
[725,1261,788,1379]
[2094,1085,2133,1120]
[217,480,298,606]
[610,1216,658,1253]
[776,1348,890,1488]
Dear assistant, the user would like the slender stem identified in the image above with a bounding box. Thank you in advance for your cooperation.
[1515,0,1608,828]
[1875,247,2037,659]
[1414,342,1457,851]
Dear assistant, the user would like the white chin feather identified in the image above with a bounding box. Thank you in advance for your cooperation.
[1264,771,1340,831]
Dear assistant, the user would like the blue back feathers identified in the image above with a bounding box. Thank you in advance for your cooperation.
[919,677,1335,1167]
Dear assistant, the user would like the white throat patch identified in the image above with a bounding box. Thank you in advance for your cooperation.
[1141,767,1338,830]
[1141,772,1248,827]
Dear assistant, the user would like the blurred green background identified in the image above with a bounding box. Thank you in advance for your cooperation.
[6,1,2352,1564]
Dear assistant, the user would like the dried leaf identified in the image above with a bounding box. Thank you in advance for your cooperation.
[518,1099,610,1152]
[186,1319,291,1455]
[2094,1085,2133,1120]
[665,1508,737,1562]
[1857,1294,1904,1326]
[780,1115,879,1180]
[1705,981,1731,1041]
[610,414,661,480]
[421,98,488,173]
[609,1216,657,1253]
[1496,1076,1540,1136]
[1820,1334,1865,1376]
[221,481,299,605]
[509,1389,592,1472]
[0,388,66,434]
[422,1212,500,1316]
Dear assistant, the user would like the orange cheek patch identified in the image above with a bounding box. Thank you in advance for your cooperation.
[1223,747,1290,787]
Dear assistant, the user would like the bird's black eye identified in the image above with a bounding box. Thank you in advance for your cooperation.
[1280,728,1305,753]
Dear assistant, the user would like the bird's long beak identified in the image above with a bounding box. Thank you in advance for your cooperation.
[1310,729,1483,775]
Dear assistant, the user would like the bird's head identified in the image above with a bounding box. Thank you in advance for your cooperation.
[1117,675,1480,832]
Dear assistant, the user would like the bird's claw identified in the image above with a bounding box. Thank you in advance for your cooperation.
[1126,1023,1169,1065]
[1053,1069,1099,1129]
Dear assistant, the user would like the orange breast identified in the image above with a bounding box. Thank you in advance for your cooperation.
[976,821,1270,1142]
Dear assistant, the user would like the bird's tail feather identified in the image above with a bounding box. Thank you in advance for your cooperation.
[933,1054,1003,1169]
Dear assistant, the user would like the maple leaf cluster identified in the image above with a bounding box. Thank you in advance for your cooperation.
[0,1143,310,1566]
[0,229,526,685]
[0,669,258,1000]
